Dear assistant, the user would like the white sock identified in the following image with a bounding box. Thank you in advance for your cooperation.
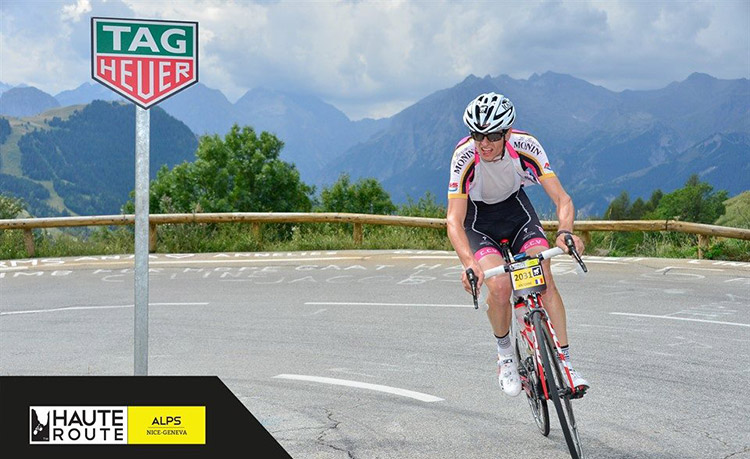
[496,332,513,356]
[561,345,571,362]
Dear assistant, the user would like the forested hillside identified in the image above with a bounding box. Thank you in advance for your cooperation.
[1,101,198,216]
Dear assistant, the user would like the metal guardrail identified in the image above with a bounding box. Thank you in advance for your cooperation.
[1,212,749,259]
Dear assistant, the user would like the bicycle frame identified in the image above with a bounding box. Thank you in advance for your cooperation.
[495,243,579,400]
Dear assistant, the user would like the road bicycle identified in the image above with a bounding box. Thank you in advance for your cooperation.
[466,235,588,459]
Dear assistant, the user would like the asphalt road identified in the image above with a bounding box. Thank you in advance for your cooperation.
[1,250,749,458]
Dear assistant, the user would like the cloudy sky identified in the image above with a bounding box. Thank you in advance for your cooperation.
[1,0,748,120]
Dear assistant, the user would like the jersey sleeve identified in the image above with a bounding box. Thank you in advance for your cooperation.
[510,132,555,186]
[448,137,475,199]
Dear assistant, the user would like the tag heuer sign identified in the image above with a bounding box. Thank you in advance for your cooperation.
[91,17,198,108]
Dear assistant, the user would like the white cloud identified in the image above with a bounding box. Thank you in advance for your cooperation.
[61,0,92,22]
[1,0,747,119]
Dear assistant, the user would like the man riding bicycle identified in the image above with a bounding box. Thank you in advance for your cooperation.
[446,92,589,397]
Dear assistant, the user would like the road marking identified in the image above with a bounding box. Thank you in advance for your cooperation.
[0,257,367,271]
[273,374,444,402]
[656,266,724,273]
[725,278,750,284]
[555,259,622,264]
[305,301,472,308]
[391,256,458,259]
[0,302,208,316]
[151,257,365,265]
[611,312,750,328]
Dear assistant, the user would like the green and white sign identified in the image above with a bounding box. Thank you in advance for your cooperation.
[91,17,198,108]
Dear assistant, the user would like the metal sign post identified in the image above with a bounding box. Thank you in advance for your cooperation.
[91,17,198,375]
[134,106,150,375]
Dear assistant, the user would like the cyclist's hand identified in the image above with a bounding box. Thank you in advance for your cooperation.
[556,232,585,255]
[462,261,484,294]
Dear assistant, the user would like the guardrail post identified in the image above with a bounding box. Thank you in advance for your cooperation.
[23,229,35,257]
[580,230,591,246]
[252,222,261,241]
[353,223,363,245]
[697,234,708,259]
[149,222,157,253]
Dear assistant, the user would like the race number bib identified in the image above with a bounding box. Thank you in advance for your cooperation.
[508,258,546,294]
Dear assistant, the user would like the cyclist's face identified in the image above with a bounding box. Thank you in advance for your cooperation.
[475,131,507,161]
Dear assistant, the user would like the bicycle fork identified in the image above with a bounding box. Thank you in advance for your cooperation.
[514,298,543,398]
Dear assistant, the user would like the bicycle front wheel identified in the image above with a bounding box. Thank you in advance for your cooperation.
[515,329,549,436]
[534,314,584,459]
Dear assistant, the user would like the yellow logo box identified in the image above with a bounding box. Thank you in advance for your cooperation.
[127,406,206,444]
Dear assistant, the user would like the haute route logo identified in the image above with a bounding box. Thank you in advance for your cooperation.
[29,406,205,445]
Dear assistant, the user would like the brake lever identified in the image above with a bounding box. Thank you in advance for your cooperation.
[564,234,588,273]
[466,268,479,309]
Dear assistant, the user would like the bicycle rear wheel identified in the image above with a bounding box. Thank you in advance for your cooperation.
[515,328,549,436]
[534,314,584,459]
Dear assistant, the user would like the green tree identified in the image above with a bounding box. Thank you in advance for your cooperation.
[604,191,630,220]
[399,191,446,218]
[605,189,664,220]
[646,189,663,212]
[0,117,11,145]
[629,198,647,220]
[318,173,396,214]
[124,124,314,213]
[652,175,728,223]
[0,194,25,219]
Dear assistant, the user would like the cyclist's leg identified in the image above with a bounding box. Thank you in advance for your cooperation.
[464,197,523,396]
[474,250,521,396]
[463,198,515,336]
[477,252,513,337]
[537,260,568,346]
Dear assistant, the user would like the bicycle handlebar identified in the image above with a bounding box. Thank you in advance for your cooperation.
[482,246,565,279]
[465,243,588,308]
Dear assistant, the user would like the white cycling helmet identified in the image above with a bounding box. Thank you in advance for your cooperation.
[463,92,515,133]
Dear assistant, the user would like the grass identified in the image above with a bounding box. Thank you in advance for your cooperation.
[715,191,750,229]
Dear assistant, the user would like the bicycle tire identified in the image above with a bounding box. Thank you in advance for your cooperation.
[533,313,583,459]
[514,326,549,436]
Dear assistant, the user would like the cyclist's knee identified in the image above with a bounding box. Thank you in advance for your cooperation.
[541,260,559,290]
[485,276,511,304]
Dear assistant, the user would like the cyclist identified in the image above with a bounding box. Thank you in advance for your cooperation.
[446,92,589,397]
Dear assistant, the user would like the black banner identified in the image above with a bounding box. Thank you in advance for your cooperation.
[0,376,292,458]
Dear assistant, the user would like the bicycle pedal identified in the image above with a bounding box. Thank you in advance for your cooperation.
[570,387,588,399]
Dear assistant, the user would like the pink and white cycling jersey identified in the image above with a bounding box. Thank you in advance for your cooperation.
[447,129,555,203]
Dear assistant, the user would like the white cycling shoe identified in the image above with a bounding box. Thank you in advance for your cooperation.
[569,367,590,391]
[497,354,522,397]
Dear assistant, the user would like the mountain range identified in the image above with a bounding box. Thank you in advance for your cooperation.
[0,71,748,217]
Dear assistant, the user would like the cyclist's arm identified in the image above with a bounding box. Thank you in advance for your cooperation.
[446,197,484,292]
[540,176,585,254]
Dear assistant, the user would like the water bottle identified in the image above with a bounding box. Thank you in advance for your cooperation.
[513,299,532,356]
